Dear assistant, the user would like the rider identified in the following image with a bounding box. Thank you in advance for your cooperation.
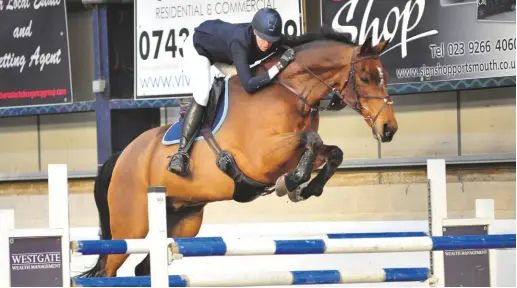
[167,8,296,176]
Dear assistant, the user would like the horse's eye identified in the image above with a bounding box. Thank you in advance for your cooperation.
[360,77,369,84]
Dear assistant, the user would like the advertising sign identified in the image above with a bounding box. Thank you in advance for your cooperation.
[443,225,490,287]
[0,0,73,108]
[321,0,516,94]
[9,236,63,287]
[134,0,303,99]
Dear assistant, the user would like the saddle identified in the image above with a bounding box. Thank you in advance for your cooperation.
[179,62,236,120]
[179,76,225,129]
[179,68,274,203]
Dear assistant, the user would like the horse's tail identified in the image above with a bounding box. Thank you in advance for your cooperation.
[94,151,121,241]
[75,151,121,278]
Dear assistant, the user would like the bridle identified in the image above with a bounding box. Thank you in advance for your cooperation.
[275,45,394,139]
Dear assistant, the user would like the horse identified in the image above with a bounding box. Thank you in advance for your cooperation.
[75,26,398,278]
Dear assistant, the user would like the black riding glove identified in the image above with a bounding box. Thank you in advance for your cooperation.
[276,49,296,70]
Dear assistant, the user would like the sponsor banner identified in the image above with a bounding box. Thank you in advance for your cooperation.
[321,0,516,93]
[0,0,73,109]
[443,225,490,287]
[9,236,63,287]
[134,0,302,99]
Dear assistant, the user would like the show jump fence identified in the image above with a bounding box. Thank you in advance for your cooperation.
[0,159,515,287]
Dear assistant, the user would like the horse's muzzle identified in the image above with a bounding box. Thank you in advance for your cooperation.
[380,123,397,142]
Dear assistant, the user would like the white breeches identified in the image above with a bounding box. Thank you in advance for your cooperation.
[183,34,212,106]
[183,35,237,106]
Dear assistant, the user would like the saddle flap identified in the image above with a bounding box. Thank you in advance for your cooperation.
[203,76,226,127]
[179,76,226,129]
[162,78,229,146]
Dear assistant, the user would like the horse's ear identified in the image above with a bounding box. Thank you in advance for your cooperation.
[359,37,374,56]
[373,39,391,55]
[359,37,390,56]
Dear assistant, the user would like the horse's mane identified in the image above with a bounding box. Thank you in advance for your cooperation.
[252,26,357,74]
[281,25,357,51]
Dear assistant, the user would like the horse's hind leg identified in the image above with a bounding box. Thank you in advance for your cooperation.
[104,217,148,277]
[134,255,150,276]
[275,131,323,201]
[103,183,150,277]
[133,202,205,276]
[104,255,130,277]
[298,144,344,199]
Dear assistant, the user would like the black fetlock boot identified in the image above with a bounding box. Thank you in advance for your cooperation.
[167,101,205,176]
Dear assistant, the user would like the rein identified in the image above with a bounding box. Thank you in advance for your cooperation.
[275,45,393,139]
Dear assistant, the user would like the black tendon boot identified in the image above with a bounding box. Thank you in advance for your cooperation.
[167,101,205,176]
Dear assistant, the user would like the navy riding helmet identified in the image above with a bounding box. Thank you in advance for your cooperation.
[251,8,283,42]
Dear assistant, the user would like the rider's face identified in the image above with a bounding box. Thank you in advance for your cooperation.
[254,31,273,52]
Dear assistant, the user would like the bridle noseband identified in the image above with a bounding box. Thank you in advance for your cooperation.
[275,45,394,139]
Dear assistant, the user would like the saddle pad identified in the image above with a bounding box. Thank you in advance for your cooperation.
[162,78,229,146]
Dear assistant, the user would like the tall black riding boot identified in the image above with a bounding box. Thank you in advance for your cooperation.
[167,101,205,176]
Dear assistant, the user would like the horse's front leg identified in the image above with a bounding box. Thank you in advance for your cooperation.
[296,144,344,200]
[274,131,323,201]
[275,144,343,202]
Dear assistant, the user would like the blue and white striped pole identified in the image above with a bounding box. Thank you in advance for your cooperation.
[169,234,516,258]
[71,231,427,255]
[71,267,432,287]
[71,234,516,257]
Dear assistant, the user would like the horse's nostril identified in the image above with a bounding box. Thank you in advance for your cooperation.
[382,123,393,139]
[383,123,390,134]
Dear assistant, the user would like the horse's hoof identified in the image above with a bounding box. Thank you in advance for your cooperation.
[287,182,307,202]
[274,175,289,197]
[313,186,324,197]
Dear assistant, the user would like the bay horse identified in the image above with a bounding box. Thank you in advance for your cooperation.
[76,26,398,278]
